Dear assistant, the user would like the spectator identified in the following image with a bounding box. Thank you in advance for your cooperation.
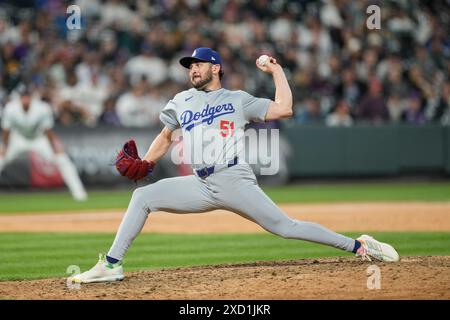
[401,91,426,125]
[115,78,161,128]
[357,78,389,124]
[326,99,353,127]
[295,97,324,124]
[356,49,379,83]
[297,16,332,60]
[384,62,410,99]
[53,72,92,126]
[0,0,448,128]
[98,97,120,126]
[74,71,109,124]
[412,46,437,80]
[431,81,450,124]
[1,41,21,90]
[387,5,416,58]
[387,93,407,123]
[100,0,137,30]
[335,67,364,111]
[408,64,433,101]
[124,43,168,86]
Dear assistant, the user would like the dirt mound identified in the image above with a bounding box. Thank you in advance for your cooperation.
[1,256,449,300]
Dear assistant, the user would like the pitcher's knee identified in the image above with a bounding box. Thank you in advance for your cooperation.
[131,187,144,202]
[130,187,153,213]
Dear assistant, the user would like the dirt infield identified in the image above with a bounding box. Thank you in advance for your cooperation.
[1,256,449,300]
[1,202,450,233]
[1,202,449,300]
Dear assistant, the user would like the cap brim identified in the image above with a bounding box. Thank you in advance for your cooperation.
[179,57,212,69]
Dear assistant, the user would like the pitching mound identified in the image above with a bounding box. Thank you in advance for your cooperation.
[1,256,449,300]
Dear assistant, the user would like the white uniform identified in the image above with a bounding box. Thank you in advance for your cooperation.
[0,97,87,201]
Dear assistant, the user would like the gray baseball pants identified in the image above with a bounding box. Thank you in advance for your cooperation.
[108,164,356,260]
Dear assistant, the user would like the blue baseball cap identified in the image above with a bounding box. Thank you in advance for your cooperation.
[179,47,222,69]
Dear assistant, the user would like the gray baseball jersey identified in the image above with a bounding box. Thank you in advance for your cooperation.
[107,87,357,261]
[160,88,270,170]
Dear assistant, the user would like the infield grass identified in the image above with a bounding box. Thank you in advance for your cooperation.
[0,232,449,281]
[0,182,450,214]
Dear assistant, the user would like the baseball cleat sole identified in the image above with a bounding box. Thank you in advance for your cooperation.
[70,275,124,284]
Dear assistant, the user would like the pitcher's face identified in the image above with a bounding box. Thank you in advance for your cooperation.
[189,62,214,89]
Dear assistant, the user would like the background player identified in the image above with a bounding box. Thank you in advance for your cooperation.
[0,84,88,201]
[70,48,399,283]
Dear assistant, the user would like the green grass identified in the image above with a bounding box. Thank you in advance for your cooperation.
[1,182,450,214]
[0,232,449,281]
[0,191,129,213]
[265,182,450,203]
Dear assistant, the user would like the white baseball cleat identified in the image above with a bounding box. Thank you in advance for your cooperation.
[355,235,400,262]
[68,253,124,284]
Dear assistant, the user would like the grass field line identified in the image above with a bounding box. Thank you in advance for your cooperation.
[1,182,450,213]
[0,202,449,232]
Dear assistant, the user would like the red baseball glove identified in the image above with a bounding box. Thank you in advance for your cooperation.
[114,139,155,181]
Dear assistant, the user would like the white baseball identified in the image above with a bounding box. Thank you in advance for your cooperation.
[258,55,270,66]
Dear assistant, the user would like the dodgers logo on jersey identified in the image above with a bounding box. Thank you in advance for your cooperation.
[180,103,235,131]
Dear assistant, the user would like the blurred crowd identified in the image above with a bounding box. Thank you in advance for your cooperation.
[0,0,449,128]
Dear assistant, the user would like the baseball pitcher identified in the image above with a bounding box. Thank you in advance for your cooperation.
[70,48,399,283]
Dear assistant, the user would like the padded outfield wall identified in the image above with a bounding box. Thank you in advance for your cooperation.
[283,124,450,177]
[0,124,449,188]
